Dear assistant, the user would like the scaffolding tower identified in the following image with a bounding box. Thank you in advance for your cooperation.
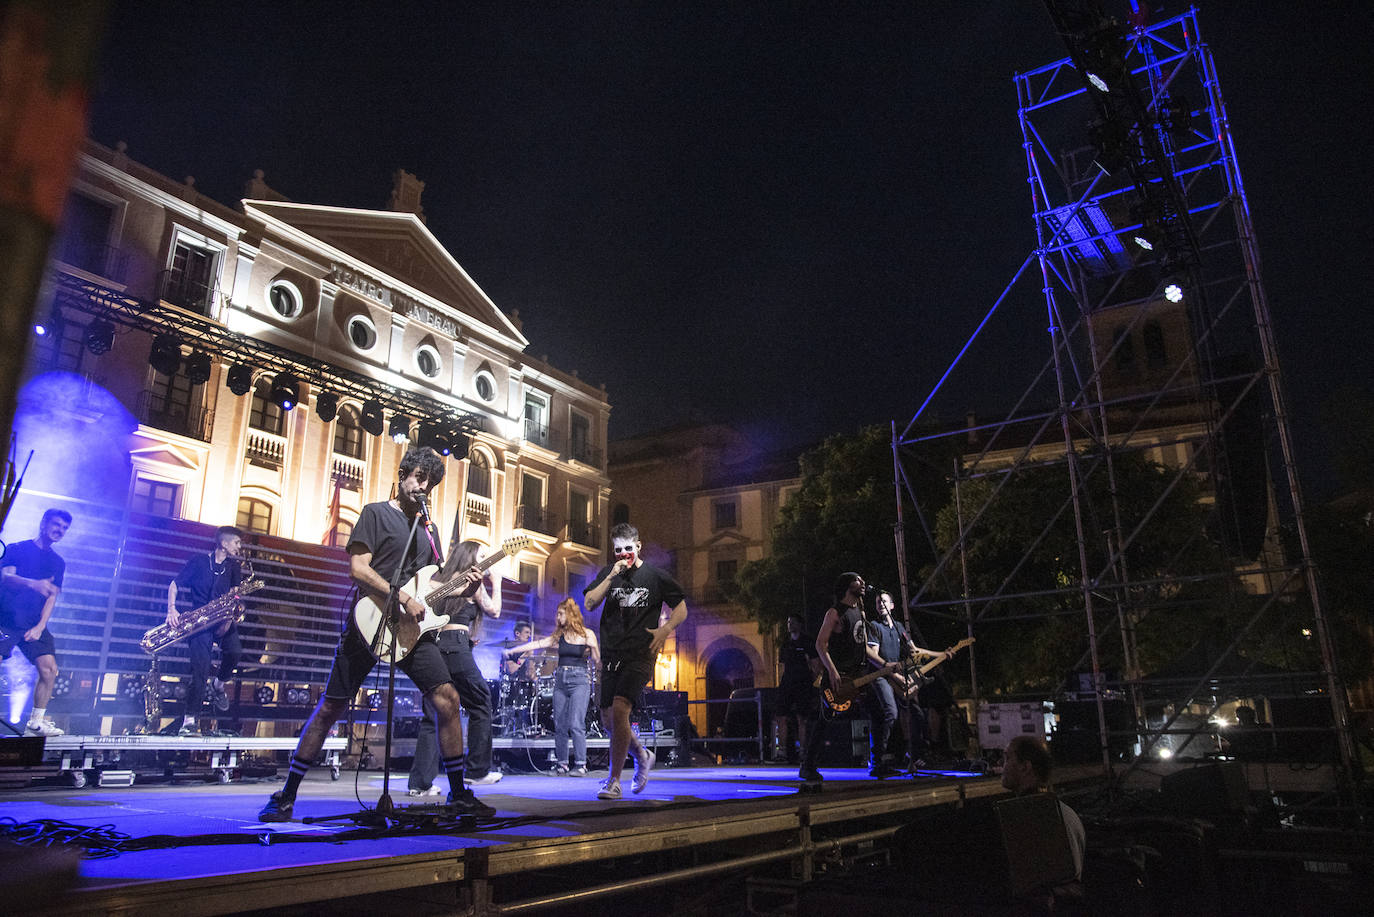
[890,6,1358,804]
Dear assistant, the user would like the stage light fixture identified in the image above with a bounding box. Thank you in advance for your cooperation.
[84,319,115,355]
[1080,22,1128,94]
[285,686,311,706]
[389,414,411,444]
[360,399,385,436]
[1163,283,1184,303]
[417,421,448,454]
[450,432,471,460]
[1132,219,1163,252]
[366,691,383,710]
[315,391,339,423]
[270,373,300,411]
[186,350,212,385]
[34,307,65,339]
[149,333,183,377]
[226,364,254,396]
[254,685,275,705]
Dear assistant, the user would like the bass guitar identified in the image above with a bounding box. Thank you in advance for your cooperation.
[820,637,975,716]
[901,637,975,698]
[353,535,530,663]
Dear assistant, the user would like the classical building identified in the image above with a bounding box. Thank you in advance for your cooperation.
[607,425,801,739]
[8,139,610,731]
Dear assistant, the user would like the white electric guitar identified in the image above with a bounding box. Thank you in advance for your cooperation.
[353,535,530,662]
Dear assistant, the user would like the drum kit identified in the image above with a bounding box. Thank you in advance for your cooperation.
[491,653,603,739]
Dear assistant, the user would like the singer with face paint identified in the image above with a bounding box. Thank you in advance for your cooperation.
[582,523,688,800]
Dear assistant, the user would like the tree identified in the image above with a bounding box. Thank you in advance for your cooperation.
[736,425,957,640]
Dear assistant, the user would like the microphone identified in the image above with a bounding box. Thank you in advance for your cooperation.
[414,492,431,519]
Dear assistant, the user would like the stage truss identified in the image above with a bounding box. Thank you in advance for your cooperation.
[889,6,1358,803]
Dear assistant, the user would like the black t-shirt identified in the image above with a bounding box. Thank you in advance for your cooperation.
[779,633,818,685]
[826,603,869,678]
[173,553,243,611]
[0,540,65,629]
[347,501,444,590]
[585,561,686,660]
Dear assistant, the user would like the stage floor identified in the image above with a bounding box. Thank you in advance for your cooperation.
[2,762,1001,915]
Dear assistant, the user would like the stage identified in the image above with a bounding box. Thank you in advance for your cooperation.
[1,762,1004,916]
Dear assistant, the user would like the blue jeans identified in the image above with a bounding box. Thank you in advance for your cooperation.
[553,665,590,767]
[409,629,493,789]
[866,676,899,766]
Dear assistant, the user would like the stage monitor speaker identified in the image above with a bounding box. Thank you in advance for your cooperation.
[816,718,868,766]
[1161,761,1250,820]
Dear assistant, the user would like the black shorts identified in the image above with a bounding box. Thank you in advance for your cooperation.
[323,623,451,700]
[599,656,655,710]
[7,626,56,664]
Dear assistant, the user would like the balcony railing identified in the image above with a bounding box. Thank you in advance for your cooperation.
[158,269,219,316]
[565,519,599,547]
[135,390,213,442]
[55,237,130,283]
[331,455,365,490]
[246,429,286,468]
[465,494,492,528]
[514,504,558,537]
[523,418,550,448]
[568,440,603,468]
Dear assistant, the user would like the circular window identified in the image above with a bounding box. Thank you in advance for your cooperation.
[347,315,378,351]
[474,371,496,402]
[415,345,441,378]
[267,279,302,318]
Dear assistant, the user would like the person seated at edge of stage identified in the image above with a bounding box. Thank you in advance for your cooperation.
[259,446,494,822]
[0,508,73,737]
[584,523,688,800]
[408,539,503,797]
[166,525,245,736]
[1001,735,1086,882]
[503,597,601,776]
[797,572,899,783]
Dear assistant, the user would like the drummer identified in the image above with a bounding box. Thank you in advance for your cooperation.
[501,620,539,733]
[503,599,601,775]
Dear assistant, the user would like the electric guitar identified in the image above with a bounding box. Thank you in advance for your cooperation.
[353,535,530,662]
[901,637,975,698]
[819,637,975,716]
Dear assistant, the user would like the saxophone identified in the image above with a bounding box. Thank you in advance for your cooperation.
[140,556,264,654]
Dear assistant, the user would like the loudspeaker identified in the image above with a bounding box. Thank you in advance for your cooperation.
[816,718,869,766]
[1161,761,1249,820]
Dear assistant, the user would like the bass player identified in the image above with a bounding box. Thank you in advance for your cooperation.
[259,446,494,822]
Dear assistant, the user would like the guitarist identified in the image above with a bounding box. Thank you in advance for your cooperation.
[799,572,898,783]
[867,589,952,772]
[260,447,494,822]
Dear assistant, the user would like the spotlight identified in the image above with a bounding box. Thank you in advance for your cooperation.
[1132,220,1163,252]
[34,308,65,339]
[52,673,72,698]
[84,319,115,355]
[389,414,411,444]
[316,391,339,423]
[417,421,448,454]
[449,431,471,460]
[254,685,275,705]
[270,372,300,411]
[149,333,183,377]
[1164,282,1184,303]
[360,399,385,436]
[227,364,254,396]
[1080,22,1128,94]
[186,350,212,385]
[285,686,311,706]
[366,691,383,710]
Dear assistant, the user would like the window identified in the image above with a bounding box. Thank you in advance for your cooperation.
[612,502,630,526]
[333,404,365,459]
[474,370,496,403]
[518,472,549,533]
[249,379,285,435]
[415,345,441,378]
[267,279,302,319]
[467,451,492,498]
[570,410,592,463]
[716,559,739,585]
[58,192,116,276]
[1143,321,1167,369]
[568,489,592,545]
[166,240,216,314]
[1113,325,1136,372]
[568,571,587,599]
[713,500,738,530]
[146,364,197,435]
[131,477,180,518]
[518,562,541,589]
[524,391,549,445]
[329,519,354,549]
[237,497,274,534]
[347,315,378,351]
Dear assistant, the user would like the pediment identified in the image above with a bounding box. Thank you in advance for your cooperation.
[128,430,207,471]
[245,201,525,344]
[704,529,750,548]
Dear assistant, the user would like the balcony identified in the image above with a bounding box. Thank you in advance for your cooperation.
[565,519,600,548]
[568,440,603,468]
[465,494,492,527]
[514,504,558,537]
[55,237,130,283]
[331,455,365,491]
[246,428,286,469]
[523,418,550,449]
[136,390,213,442]
[158,269,219,316]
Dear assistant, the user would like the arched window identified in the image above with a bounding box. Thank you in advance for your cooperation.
[333,404,365,459]
[467,451,492,498]
[249,378,284,435]
[237,496,274,535]
[1143,321,1167,369]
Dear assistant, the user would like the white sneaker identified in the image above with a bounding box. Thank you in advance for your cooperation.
[632,748,655,794]
[466,771,503,786]
[597,778,622,800]
[26,718,64,737]
[407,785,443,797]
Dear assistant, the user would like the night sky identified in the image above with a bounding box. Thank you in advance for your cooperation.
[85,2,1373,497]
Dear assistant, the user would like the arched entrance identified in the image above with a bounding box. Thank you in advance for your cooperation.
[704,647,755,739]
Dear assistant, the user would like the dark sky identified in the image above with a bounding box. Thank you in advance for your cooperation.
[86,2,1373,497]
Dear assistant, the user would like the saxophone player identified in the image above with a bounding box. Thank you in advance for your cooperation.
[166,526,245,736]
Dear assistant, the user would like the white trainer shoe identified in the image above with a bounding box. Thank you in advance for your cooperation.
[26,717,64,737]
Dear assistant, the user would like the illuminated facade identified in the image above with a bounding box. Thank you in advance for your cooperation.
[37,139,610,625]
